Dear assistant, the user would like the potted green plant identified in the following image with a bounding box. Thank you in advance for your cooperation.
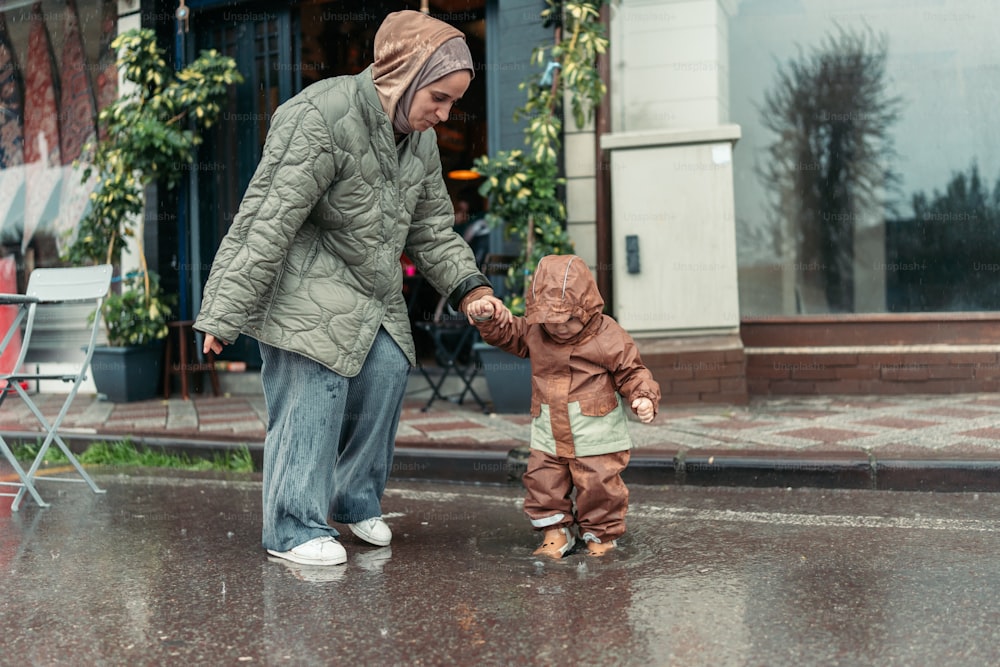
[62,28,241,401]
[471,0,608,411]
[85,273,174,402]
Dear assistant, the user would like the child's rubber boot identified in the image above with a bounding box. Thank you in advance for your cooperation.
[585,539,618,557]
[533,527,575,558]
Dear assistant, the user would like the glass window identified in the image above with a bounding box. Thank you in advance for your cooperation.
[731,2,1000,315]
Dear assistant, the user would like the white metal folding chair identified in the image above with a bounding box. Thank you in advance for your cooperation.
[0,264,113,511]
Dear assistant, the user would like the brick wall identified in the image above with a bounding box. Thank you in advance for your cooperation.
[636,334,748,406]
[632,316,1000,406]
[743,314,1000,396]
[746,348,1000,395]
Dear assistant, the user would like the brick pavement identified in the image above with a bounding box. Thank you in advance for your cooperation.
[5,379,1000,491]
[2,386,1000,462]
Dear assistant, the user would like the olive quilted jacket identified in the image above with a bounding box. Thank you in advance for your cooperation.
[194,67,489,376]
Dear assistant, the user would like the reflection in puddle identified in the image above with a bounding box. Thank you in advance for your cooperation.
[266,556,348,583]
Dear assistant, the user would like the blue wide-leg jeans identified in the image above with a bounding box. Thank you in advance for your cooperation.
[258,328,409,552]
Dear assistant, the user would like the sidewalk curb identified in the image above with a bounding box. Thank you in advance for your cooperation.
[6,430,999,494]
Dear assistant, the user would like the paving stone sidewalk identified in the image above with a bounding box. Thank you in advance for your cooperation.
[3,387,1000,463]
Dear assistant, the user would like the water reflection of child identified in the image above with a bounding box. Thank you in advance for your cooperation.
[467,254,660,557]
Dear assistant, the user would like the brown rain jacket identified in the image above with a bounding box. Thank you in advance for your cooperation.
[477,255,661,458]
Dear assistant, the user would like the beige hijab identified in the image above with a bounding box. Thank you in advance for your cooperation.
[372,10,474,134]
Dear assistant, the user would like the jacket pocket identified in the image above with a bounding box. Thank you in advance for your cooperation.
[284,225,321,276]
[577,392,619,417]
[530,376,542,417]
[299,228,321,275]
[257,263,285,334]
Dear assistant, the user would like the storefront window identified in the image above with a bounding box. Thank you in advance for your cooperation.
[731,2,1000,315]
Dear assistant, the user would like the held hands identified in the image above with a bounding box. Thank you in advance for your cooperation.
[631,397,655,423]
[466,295,512,326]
[466,299,494,321]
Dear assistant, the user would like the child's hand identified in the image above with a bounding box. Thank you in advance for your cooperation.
[632,397,655,423]
[466,299,495,322]
[490,301,514,326]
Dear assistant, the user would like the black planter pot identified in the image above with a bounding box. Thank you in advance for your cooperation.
[89,340,165,403]
[473,342,532,414]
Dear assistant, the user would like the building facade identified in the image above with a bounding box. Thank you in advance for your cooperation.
[3,0,999,402]
[590,0,1000,403]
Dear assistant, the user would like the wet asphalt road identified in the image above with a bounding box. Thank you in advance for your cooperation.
[3,472,1000,666]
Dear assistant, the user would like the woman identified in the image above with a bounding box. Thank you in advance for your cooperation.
[195,10,510,567]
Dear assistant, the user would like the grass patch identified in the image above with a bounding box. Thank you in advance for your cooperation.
[11,439,255,473]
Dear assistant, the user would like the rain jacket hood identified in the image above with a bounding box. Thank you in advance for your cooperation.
[525,255,605,333]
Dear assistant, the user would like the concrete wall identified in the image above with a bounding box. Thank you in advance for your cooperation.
[610,0,736,133]
[597,0,746,404]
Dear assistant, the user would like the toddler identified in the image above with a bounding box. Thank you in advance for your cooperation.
[467,255,660,557]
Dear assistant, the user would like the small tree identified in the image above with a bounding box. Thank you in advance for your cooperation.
[889,163,1000,311]
[63,28,242,345]
[759,25,902,312]
[912,164,1000,227]
[473,0,607,314]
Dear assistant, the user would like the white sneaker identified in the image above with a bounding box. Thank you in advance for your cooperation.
[266,536,347,566]
[349,517,392,546]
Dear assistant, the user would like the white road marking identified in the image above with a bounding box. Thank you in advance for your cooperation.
[384,488,1000,533]
[101,479,999,534]
[629,505,1000,533]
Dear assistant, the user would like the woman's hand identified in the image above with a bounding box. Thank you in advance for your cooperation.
[203,333,229,355]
